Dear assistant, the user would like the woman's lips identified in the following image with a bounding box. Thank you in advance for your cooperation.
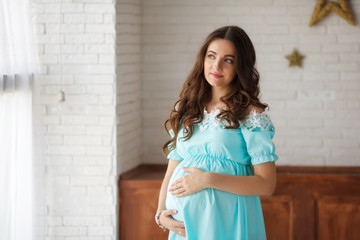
[211,73,223,78]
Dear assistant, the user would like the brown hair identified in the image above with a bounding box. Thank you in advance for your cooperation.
[162,25,267,154]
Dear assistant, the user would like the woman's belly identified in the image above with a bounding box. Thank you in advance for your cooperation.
[165,155,253,222]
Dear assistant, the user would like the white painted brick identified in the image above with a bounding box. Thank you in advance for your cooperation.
[47,125,86,135]
[340,53,360,62]
[48,227,87,236]
[46,135,63,145]
[87,126,113,136]
[264,15,302,24]
[85,44,115,54]
[251,25,289,34]
[99,55,115,64]
[87,65,115,74]
[47,146,86,155]
[63,216,102,226]
[36,34,63,44]
[54,195,113,207]
[99,95,114,105]
[46,156,73,166]
[72,156,112,166]
[324,63,358,72]
[337,34,360,43]
[87,85,114,95]
[61,116,99,125]
[105,33,116,44]
[88,226,113,236]
[303,72,340,81]
[45,44,84,54]
[84,4,115,13]
[87,186,106,195]
[104,13,115,24]
[306,53,339,63]
[341,72,360,81]
[64,136,102,146]
[65,95,99,105]
[322,43,358,52]
[54,176,70,186]
[299,34,337,44]
[327,81,360,90]
[44,3,83,13]
[45,115,60,125]
[71,176,113,186]
[86,24,115,33]
[86,146,113,156]
[86,106,115,116]
[65,34,104,44]
[64,13,103,24]
[35,13,60,23]
[297,90,335,101]
[66,237,110,240]
[47,217,63,226]
[62,54,97,64]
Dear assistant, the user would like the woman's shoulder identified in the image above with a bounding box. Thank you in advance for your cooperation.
[241,105,274,132]
[245,105,265,115]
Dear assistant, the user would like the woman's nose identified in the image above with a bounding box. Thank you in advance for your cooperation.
[213,59,222,71]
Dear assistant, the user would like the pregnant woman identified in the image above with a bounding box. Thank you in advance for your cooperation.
[155,25,278,240]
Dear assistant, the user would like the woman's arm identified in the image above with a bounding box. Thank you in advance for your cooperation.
[206,162,276,196]
[156,159,186,237]
[169,162,276,197]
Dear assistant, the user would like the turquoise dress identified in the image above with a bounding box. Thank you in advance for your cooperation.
[165,109,278,240]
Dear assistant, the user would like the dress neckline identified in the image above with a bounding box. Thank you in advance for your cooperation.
[204,107,223,115]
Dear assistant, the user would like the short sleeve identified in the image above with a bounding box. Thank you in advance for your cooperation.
[166,129,184,161]
[241,111,278,165]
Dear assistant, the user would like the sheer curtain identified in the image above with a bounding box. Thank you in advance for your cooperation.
[0,0,43,239]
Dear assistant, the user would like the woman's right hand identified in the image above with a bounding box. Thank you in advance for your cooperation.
[159,209,186,238]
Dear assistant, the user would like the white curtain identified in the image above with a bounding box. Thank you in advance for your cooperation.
[0,0,43,239]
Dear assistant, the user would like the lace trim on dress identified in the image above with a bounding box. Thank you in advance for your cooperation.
[240,110,274,132]
[199,108,224,132]
[198,108,274,132]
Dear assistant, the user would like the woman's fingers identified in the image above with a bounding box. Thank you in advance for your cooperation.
[169,179,183,190]
[173,220,185,228]
[161,211,186,237]
[175,227,186,237]
[163,209,177,216]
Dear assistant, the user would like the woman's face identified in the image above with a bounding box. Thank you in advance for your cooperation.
[204,38,237,92]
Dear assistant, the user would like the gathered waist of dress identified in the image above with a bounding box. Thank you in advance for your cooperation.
[182,154,251,166]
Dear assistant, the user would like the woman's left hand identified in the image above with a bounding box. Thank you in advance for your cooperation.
[169,167,207,197]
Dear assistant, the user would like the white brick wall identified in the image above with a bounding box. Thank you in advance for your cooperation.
[32,0,118,239]
[116,0,142,173]
[142,0,360,166]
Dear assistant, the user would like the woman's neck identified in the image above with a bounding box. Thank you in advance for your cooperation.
[206,87,229,111]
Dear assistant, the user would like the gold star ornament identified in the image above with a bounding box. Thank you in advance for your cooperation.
[286,49,305,68]
[309,0,356,26]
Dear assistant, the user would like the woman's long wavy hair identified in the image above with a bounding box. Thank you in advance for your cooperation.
[162,25,267,154]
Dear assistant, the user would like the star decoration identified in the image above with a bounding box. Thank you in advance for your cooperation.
[309,0,356,26]
[285,49,304,68]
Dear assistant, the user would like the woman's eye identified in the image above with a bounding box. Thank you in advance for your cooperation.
[208,54,215,59]
[225,59,234,63]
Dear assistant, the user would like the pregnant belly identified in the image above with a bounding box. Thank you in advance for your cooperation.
[165,157,253,222]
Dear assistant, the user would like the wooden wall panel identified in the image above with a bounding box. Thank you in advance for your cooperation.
[261,195,294,240]
[120,187,168,240]
[119,165,360,240]
[316,196,360,240]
